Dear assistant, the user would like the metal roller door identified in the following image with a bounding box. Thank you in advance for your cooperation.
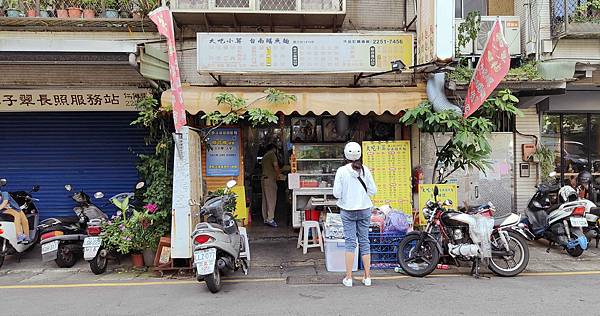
[0,112,149,219]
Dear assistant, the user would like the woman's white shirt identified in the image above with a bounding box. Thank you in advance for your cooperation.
[333,163,377,211]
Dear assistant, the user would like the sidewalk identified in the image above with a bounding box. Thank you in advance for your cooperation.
[1,236,600,285]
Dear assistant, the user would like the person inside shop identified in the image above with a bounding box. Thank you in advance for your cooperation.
[333,142,377,287]
[261,143,281,228]
[0,190,31,244]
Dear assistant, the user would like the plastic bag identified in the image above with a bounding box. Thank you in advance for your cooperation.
[384,211,412,234]
[324,212,344,239]
[468,214,494,258]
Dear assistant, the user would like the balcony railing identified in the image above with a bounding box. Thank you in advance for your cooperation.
[551,0,600,38]
[171,0,345,13]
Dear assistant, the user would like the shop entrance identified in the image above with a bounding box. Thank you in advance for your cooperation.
[240,112,408,236]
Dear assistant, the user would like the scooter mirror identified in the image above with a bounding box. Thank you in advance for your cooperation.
[94,192,104,199]
[135,182,145,190]
[443,199,453,206]
[0,179,6,187]
[226,180,237,189]
[65,184,72,192]
[32,185,40,192]
[433,186,439,197]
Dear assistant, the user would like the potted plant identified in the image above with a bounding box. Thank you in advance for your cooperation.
[5,0,24,17]
[66,0,82,18]
[23,0,37,17]
[55,0,68,18]
[133,0,157,19]
[103,0,118,18]
[81,0,96,18]
[118,0,130,18]
[39,0,54,17]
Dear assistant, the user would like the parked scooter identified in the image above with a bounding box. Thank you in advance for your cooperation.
[397,185,530,278]
[38,184,107,268]
[190,180,249,293]
[571,170,600,247]
[83,182,144,275]
[0,179,41,269]
[523,177,589,257]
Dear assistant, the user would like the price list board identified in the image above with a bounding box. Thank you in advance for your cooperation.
[362,141,412,214]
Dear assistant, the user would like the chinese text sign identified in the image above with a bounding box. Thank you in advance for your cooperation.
[206,128,240,177]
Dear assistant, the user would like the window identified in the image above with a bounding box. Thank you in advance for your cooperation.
[455,0,488,18]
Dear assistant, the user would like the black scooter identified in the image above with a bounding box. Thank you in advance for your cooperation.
[39,185,107,268]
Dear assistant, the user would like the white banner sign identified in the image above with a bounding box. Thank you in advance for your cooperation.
[0,89,149,112]
[197,33,414,73]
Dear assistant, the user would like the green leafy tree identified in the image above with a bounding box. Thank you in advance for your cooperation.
[201,88,296,144]
[401,89,522,183]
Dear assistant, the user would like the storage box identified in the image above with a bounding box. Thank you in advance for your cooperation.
[324,238,358,272]
[358,232,406,270]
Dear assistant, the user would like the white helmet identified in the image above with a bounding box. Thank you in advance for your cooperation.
[558,186,578,203]
[344,142,362,161]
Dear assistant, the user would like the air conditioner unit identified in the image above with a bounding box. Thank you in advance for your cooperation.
[454,16,521,57]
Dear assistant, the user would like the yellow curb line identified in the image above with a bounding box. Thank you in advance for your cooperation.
[1,271,599,289]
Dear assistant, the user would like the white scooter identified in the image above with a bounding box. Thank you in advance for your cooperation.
[0,178,41,268]
[190,180,249,293]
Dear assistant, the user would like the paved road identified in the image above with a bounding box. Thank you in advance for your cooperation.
[1,272,599,316]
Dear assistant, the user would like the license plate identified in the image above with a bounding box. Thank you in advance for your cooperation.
[41,240,59,254]
[83,237,102,260]
[570,217,588,227]
[194,248,217,275]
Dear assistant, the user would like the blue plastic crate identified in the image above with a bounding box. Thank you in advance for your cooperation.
[358,231,406,270]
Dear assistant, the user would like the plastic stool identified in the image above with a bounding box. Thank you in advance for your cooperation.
[297,220,324,254]
[239,227,250,261]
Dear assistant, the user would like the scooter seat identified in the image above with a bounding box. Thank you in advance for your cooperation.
[54,216,81,225]
[494,213,520,228]
[195,222,223,231]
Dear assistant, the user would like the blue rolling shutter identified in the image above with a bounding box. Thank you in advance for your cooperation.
[0,112,150,219]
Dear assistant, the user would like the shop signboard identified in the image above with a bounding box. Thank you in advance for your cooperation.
[206,128,241,177]
[197,32,414,73]
[418,184,458,226]
[0,89,149,112]
[416,0,454,65]
[362,141,412,214]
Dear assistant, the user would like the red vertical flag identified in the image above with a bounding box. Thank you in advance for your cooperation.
[148,7,187,132]
[463,19,510,118]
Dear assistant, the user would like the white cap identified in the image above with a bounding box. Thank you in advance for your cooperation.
[344,142,362,161]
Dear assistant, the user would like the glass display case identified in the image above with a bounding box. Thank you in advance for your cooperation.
[292,143,346,188]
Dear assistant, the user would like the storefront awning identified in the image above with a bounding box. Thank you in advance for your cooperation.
[161,86,427,115]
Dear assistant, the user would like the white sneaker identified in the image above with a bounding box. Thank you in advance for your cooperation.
[362,278,372,287]
[342,277,353,287]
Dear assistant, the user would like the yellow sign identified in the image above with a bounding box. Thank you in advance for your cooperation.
[418,184,458,225]
[0,89,149,112]
[231,186,248,225]
[197,33,414,73]
[362,141,412,214]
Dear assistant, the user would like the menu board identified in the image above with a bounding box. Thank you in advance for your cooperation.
[197,33,414,73]
[418,184,458,225]
[362,141,412,214]
[205,128,240,177]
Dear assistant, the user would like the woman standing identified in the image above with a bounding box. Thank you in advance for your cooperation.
[333,142,377,287]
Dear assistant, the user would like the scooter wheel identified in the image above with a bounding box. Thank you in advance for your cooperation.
[204,265,221,293]
[90,253,108,275]
[567,245,584,257]
[55,244,77,268]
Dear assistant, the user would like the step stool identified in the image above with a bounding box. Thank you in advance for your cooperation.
[297,220,324,254]
[239,226,250,261]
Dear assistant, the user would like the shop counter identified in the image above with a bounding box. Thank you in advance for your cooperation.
[291,187,337,228]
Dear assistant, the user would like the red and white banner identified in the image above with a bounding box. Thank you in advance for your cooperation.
[149,7,187,132]
[463,19,510,118]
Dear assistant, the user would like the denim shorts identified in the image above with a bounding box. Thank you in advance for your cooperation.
[340,209,371,255]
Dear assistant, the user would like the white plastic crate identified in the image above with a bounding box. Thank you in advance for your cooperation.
[324,238,358,272]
